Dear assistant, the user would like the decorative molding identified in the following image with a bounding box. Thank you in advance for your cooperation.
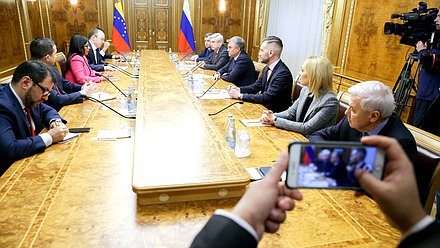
[38,0,45,37]
[16,1,27,60]
[322,0,334,56]
[340,0,356,73]
[155,9,168,43]
[45,0,52,39]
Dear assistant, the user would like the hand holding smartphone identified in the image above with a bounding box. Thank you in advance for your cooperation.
[286,141,385,190]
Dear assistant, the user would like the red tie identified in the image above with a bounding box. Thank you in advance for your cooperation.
[264,67,271,85]
[213,53,218,64]
[54,83,61,94]
[25,108,35,136]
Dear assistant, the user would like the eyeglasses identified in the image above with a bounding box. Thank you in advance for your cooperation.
[31,79,51,97]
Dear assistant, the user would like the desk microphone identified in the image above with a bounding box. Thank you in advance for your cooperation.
[115,49,133,68]
[96,73,127,97]
[184,61,205,76]
[179,52,192,61]
[197,77,220,99]
[108,64,139,78]
[84,96,136,119]
[208,101,244,116]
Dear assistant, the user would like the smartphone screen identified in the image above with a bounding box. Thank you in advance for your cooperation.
[286,141,385,190]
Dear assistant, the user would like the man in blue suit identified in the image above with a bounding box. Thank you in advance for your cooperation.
[228,36,293,113]
[0,61,69,175]
[213,36,256,87]
[86,28,119,72]
[30,38,96,111]
[191,32,213,62]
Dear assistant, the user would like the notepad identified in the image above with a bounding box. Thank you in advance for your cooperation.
[108,77,120,81]
[97,129,131,140]
[240,119,271,127]
[58,132,80,143]
[90,92,116,101]
[196,89,230,99]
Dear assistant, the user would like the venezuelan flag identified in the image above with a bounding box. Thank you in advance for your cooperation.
[112,0,131,53]
[178,0,196,53]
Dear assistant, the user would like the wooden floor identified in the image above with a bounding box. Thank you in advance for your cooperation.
[0,51,400,247]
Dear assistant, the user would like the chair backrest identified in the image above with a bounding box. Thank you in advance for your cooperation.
[253,61,265,79]
[336,91,349,123]
[406,124,440,214]
[0,75,12,85]
[55,52,67,76]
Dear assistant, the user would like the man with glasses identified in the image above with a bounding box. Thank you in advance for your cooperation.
[86,28,118,71]
[0,61,69,175]
[30,38,96,111]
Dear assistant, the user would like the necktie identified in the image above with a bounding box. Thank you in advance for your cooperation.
[25,108,35,136]
[213,53,218,64]
[264,67,271,85]
[95,49,99,64]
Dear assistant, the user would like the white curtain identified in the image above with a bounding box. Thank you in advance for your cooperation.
[267,0,325,76]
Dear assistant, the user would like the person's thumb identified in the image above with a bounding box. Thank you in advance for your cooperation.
[355,169,383,198]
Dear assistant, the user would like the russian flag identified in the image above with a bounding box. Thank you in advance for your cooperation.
[178,0,196,53]
[112,0,131,53]
[302,146,315,166]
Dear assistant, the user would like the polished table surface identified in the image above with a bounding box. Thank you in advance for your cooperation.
[0,50,400,247]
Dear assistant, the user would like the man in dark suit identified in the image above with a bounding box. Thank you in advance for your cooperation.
[86,28,119,72]
[190,136,440,248]
[0,61,69,175]
[308,81,425,202]
[191,32,213,62]
[213,36,256,86]
[30,38,96,111]
[202,33,229,71]
[228,36,293,112]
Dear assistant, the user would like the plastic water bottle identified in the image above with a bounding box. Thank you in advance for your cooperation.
[168,48,173,60]
[225,114,236,150]
[127,84,136,114]
[188,71,194,89]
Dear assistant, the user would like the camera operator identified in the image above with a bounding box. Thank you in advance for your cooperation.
[415,12,440,133]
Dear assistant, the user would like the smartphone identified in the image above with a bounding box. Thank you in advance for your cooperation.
[286,141,385,190]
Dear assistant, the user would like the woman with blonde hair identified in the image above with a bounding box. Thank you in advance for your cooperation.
[260,56,338,136]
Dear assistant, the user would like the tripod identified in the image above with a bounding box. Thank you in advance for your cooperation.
[393,52,421,117]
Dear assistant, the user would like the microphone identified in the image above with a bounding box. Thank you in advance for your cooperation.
[179,52,192,61]
[197,77,221,99]
[108,64,139,78]
[96,73,127,97]
[208,101,244,116]
[84,96,135,119]
[184,61,205,76]
[115,49,133,68]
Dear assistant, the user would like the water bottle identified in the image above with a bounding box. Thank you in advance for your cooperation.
[168,48,173,60]
[225,114,236,150]
[127,84,136,114]
[188,71,194,90]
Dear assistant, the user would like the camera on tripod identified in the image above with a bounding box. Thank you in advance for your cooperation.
[384,2,438,47]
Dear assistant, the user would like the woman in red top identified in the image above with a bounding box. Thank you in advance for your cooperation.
[65,35,102,85]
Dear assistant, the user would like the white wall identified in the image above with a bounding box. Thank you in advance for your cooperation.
[266,0,325,76]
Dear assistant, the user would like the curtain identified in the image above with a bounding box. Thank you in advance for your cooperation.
[266,0,325,76]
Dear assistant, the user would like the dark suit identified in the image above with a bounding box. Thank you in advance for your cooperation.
[398,222,440,248]
[86,41,113,71]
[240,60,293,113]
[45,66,84,111]
[309,114,426,202]
[217,51,256,87]
[192,214,440,248]
[203,45,229,71]
[190,215,257,248]
[0,84,61,175]
[196,48,212,62]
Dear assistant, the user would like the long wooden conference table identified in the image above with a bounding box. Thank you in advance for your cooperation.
[0,50,400,247]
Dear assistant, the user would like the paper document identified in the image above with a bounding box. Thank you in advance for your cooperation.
[240,119,271,127]
[90,92,116,101]
[108,77,120,81]
[58,132,79,143]
[196,89,230,99]
[97,129,131,140]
